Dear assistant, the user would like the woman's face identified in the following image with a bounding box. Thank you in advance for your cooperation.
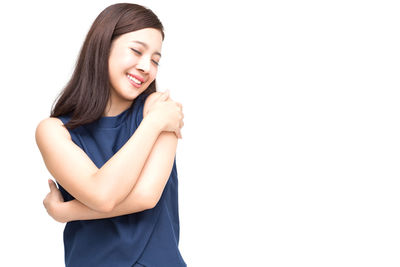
[108,28,163,107]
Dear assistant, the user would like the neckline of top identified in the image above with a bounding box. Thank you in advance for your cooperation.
[95,104,133,128]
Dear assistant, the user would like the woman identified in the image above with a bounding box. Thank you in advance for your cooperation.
[35,3,186,267]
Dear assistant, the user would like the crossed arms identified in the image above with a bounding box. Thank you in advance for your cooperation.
[36,92,182,222]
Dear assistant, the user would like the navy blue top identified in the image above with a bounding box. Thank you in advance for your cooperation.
[57,93,186,267]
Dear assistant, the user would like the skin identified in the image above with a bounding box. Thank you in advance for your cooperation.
[38,28,184,222]
[106,28,163,117]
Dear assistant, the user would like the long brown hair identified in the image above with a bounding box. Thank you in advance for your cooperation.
[50,3,164,130]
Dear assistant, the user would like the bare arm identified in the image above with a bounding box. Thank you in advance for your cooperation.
[36,91,183,212]
[45,131,178,222]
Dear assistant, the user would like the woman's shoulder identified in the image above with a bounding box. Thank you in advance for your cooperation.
[36,117,67,130]
[143,91,163,115]
[35,117,72,143]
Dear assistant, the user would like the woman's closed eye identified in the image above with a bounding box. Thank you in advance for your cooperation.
[151,59,159,66]
[131,48,160,66]
[130,48,142,55]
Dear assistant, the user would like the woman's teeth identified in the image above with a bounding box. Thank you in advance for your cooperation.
[128,75,142,85]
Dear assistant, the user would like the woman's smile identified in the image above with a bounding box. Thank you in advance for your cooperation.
[127,73,144,88]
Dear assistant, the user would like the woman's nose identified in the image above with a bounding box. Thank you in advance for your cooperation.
[136,56,151,73]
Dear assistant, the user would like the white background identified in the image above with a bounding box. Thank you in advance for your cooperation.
[0,0,399,266]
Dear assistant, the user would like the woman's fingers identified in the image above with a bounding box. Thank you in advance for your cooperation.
[177,119,184,138]
[48,179,57,191]
[152,91,184,139]
[160,90,170,101]
[152,90,170,103]
[176,102,182,111]
[177,130,182,139]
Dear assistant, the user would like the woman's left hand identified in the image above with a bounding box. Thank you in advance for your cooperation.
[43,179,66,223]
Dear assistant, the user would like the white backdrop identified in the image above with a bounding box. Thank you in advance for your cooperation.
[1,0,399,266]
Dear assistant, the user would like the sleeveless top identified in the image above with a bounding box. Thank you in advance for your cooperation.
[57,93,186,267]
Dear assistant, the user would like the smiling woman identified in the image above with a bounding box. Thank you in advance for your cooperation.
[107,28,163,116]
[35,3,186,267]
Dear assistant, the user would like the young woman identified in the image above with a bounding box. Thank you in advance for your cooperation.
[35,3,186,267]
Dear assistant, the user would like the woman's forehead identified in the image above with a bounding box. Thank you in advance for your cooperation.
[119,28,163,47]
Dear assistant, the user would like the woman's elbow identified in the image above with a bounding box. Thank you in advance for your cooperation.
[96,201,116,213]
[138,191,160,210]
[89,193,117,213]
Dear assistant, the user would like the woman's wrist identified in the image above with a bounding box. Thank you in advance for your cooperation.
[143,112,164,134]
[55,202,71,223]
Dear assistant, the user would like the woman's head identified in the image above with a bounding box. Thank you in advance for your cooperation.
[51,3,164,129]
[108,28,163,115]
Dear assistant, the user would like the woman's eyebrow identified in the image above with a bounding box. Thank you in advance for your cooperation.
[131,40,162,57]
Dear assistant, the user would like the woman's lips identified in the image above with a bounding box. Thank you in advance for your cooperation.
[127,73,144,88]
[129,73,144,82]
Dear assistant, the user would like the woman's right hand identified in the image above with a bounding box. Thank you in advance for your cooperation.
[43,179,67,223]
[146,91,184,139]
